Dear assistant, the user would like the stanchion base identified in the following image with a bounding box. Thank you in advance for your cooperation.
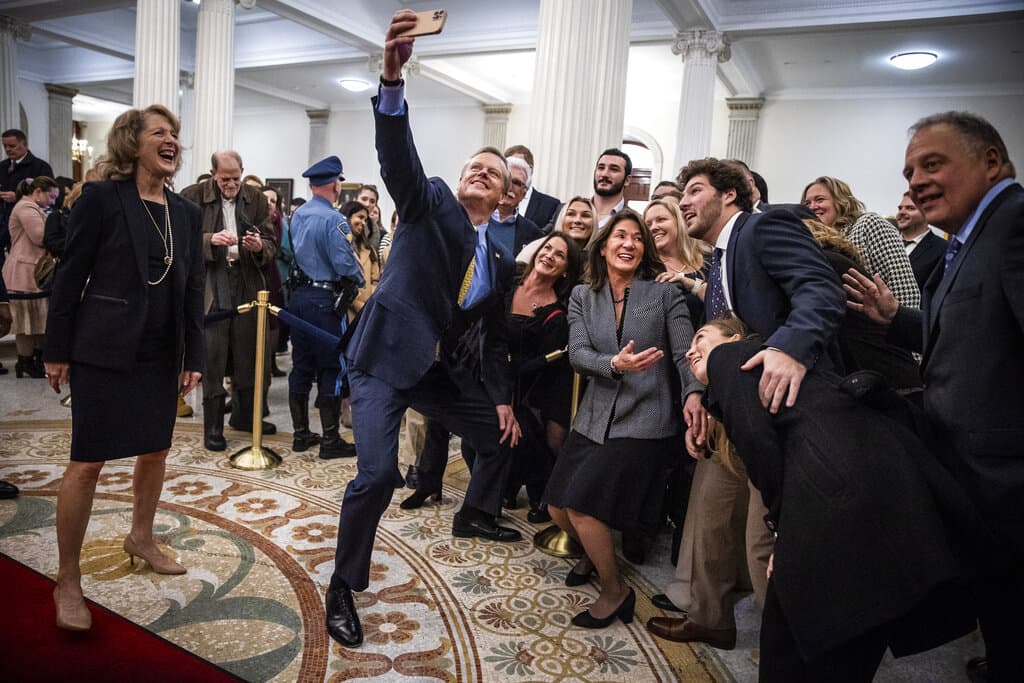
[230,445,282,470]
[532,525,584,558]
[60,394,72,407]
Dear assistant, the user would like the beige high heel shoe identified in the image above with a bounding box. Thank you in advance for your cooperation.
[54,586,92,632]
[123,536,186,575]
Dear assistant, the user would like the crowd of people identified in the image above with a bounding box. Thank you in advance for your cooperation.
[2,8,1020,682]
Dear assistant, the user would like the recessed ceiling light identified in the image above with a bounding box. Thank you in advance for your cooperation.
[890,52,937,70]
[338,78,370,92]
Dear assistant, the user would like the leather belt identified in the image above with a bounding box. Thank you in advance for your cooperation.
[310,280,340,291]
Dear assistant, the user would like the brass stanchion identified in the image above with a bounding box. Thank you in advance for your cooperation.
[533,369,584,558]
[230,290,282,470]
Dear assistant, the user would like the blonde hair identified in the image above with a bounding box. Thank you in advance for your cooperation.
[802,176,865,232]
[63,182,84,211]
[94,104,182,184]
[801,218,864,268]
[554,196,599,248]
[643,197,706,272]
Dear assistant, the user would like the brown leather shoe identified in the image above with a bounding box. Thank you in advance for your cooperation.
[646,616,736,650]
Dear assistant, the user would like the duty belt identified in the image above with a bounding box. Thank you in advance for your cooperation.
[310,280,341,291]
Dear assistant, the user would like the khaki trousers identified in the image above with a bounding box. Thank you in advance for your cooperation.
[664,453,774,630]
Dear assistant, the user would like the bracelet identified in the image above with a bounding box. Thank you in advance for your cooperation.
[379,75,404,87]
[689,278,704,295]
[610,356,623,378]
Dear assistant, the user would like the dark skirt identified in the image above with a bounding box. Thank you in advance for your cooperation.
[543,430,681,531]
[69,352,178,462]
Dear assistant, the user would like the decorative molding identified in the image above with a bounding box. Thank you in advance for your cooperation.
[482,104,513,116]
[672,29,731,63]
[305,109,330,123]
[726,96,764,112]
[769,82,1024,101]
[44,83,78,99]
[0,16,32,41]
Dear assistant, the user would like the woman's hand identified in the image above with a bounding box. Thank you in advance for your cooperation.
[44,362,70,393]
[612,340,663,374]
[180,371,202,397]
[683,391,708,445]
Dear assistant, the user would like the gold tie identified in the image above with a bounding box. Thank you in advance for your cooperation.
[456,255,475,307]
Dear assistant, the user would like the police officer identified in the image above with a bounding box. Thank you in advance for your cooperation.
[288,156,364,458]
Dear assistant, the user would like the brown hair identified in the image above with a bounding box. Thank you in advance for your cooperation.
[461,146,511,194]
[801,218,864,268]
[676,158,754,213]
[698,316,749,474]
[94,104,182,183]
[802,176,864,232]
[15,175,57,200]
[586,209,665,291]
[520,231,582,302]
[503,144,534,169]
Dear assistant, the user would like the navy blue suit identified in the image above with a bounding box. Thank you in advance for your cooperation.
[907,231,945,289]
[333,97,515,591]
[524,189,560,232]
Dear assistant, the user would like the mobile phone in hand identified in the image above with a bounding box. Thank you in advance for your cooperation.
[399,9,447,37]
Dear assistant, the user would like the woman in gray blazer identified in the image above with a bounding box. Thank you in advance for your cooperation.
[544,209,705,629]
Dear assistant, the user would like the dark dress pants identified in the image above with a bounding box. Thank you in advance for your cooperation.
[332,363,510,591]
[976,559,1024,682]
[288,286,343,399]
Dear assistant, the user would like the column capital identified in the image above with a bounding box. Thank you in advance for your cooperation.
[237,0,257,8]
[0,16,32,41]
[44,83,78,99]
[306,109,330,124]
[726,96,764,113]
[482,104,513,117]
[672,29,730,64]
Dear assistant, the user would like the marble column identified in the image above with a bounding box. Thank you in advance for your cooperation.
[192,0,235,172]
[307,109,330,166]
[528,0,632,200]
[177,73,196,185]
[0,16,30,132]
[672,29,730,172]
[45,84,77,178]
[133,0,180,113]
[725,97,764,164]
[482,104,512,150]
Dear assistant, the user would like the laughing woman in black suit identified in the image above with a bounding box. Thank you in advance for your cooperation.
[43,105,204,632]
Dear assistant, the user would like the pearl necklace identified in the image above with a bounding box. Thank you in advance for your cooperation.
[140,196,174,285]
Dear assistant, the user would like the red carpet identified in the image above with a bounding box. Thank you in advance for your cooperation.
[0,553,244,683]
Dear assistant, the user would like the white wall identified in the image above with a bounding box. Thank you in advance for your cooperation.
[754,93,1024,214]
[17,79,50,161]
[232,106,310,199]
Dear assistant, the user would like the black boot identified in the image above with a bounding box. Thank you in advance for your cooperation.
[289,393,322,452]
[318,396,356,459]
[32,349,45,376]
[15,355,45,378]
[203,396,227,451]
[228,389,277,435]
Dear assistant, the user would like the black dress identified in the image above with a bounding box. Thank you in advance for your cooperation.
[69,201,179,462]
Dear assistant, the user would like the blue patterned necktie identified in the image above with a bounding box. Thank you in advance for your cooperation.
[943,237,962,274]
[705,247,729,321]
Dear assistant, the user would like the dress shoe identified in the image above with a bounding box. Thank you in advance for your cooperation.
[325,584,363,647]
[646,616,736,650]
[565,558,595,587]
[404,464,419,490]
[318,437,356,459]
[400,489,442,510]
[54,586,92,632]
[966,656,989,683]
[502,492,522,510]
[651,593,686,613]
[0,480,19,499]
[15,355,45,378]
[123,536,186,575]
[572,588,636,629]
[176,393,193,418]
[452,513,522,542]
[527,501,551,524]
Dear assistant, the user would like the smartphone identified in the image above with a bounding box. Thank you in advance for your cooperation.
[399,9,447,37]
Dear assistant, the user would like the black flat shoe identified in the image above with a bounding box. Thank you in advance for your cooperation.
[572,588,636,629]
[404,465,419,490]
[0,481,19,499]
[325,584,363,647]
[565,559,595,587]
[399,489,442,510]
[651,593,686,613]
[452,513,522,542]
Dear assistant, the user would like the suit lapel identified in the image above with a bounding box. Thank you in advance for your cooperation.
[725,212,749,315]
[168,193,190,294]
[115,180,150,287]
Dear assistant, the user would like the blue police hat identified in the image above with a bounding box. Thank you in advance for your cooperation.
[302,155,345,186]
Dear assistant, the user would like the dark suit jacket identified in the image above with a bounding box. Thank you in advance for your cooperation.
[724,208,846,371]
[43,179,205,373]
[524,189,560,232]
[489,213,545,261]
[890,182,1024,556]
[908,230,945,288]
[1,151,54,231]
[706,339,983,661]
[345,98,514,406]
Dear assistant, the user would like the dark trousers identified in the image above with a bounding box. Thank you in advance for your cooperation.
[977,559,1024,682]
[288,286,343,399]
[759,580,888,683]
[203,266,261,399]
[332,364,511,591]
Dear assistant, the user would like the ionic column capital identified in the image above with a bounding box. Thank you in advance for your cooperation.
[672,29,730,64]
[0,16,31,41]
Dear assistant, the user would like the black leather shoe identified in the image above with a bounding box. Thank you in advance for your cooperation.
[565,558,595,587]
[319,437,356,460]
[325,585,363,647]
[452,513,522,542]
[404,465,419,490]
[0,481,19,499]
[527,502,551,524]
[400,489,442,510]
[966,656,989,683]
[651,593,686,613]
[502,493,522,510]
[572,588,636,629]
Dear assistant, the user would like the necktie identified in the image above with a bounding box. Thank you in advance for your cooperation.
[459,224,490,309]
[705,247,729,321]
[943,238,962,274]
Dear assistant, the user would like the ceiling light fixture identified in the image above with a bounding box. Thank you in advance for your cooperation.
[889,51,938,70]
[338,78,371,92]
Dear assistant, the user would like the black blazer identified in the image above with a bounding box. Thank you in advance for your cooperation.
[345,98,514,406]
[524,189,560,232]
[43,179,205,373]
[890,182,1024,555]
[908,230,945,288]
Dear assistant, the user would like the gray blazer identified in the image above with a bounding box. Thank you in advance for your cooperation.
[568,279,702,444]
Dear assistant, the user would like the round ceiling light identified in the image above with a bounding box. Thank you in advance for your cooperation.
[338,78,371,92]
[889,52,938,70]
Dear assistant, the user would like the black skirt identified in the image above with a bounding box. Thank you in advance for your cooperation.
[543,430,682,531]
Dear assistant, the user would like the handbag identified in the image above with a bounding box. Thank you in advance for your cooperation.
[34,251,57,290]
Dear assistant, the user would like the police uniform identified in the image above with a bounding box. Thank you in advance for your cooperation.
[287,156,364,458]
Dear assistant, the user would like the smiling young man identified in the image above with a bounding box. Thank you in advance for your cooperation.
[326,8,523,649]
[896,191,945,287]
[592,149,632,227]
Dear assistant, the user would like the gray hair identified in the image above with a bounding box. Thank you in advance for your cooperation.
[505,155,532,189]
[910,111,1015,178]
